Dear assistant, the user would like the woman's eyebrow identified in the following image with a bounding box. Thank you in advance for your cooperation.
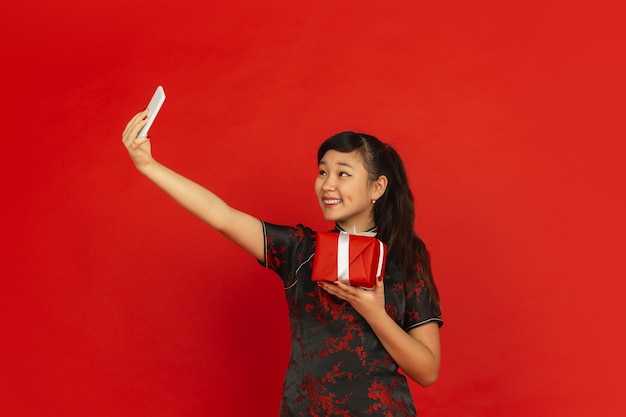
[318,160,355,170]
[336,161,355,169]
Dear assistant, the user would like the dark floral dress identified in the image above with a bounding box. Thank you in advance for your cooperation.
[261,222,443,417]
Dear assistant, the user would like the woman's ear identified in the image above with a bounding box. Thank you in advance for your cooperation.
[371,175,388,201]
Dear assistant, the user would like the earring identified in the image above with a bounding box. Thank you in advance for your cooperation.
[371,199,377,204]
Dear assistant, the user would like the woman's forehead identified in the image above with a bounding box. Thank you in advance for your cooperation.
[319,149,366,168]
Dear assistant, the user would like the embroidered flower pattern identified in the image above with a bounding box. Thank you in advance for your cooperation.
[263,222,442,416]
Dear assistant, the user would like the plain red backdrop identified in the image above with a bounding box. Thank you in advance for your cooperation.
[1,1,624,416]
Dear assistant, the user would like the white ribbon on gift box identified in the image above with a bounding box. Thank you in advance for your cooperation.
[337,232,351,284]
[336,230,385,286]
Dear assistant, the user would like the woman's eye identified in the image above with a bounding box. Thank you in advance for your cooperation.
[339,171,350,177]
[318,170,327,176]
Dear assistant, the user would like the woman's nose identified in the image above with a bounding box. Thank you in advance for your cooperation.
[322,176,336,190]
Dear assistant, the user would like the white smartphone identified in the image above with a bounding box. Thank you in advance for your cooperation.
[137,85,166,137]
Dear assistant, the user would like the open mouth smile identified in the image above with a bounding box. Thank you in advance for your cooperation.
[323,198,342,206]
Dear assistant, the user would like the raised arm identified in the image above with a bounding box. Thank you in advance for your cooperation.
[122,110,265,261]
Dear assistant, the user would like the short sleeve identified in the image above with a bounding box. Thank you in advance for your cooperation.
[403,270,443,331]
[260,221,316,287]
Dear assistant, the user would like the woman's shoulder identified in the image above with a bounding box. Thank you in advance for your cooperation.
[262,221,319,242]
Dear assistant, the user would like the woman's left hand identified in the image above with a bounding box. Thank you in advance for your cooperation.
[319,277,386,321]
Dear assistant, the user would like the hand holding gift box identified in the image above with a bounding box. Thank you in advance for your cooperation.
[312,231,387,290]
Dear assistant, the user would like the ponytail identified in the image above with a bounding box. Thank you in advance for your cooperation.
[373,144,439,305]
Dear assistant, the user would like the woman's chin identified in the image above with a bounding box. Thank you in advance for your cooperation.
[322,214,338,222]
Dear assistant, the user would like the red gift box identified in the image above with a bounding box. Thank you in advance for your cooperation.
[312,231,387,290]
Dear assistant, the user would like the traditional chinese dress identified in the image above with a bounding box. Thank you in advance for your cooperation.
[261,222,443,417]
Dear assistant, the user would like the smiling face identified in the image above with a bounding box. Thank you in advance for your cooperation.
[315,150,387,232]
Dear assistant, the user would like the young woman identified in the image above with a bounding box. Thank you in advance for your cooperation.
[122,110,443,416]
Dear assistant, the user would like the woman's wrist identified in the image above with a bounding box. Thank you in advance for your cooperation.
[361,305,391,327]
[136,157,158,175]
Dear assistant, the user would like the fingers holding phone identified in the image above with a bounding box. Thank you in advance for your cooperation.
[138,86,165,138]
[122,86,166,167]
[122,86,165,168]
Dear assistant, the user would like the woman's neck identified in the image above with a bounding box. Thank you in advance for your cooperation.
[335,223,378,235]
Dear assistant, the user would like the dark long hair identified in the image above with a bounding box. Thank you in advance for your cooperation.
[318,131,440,305]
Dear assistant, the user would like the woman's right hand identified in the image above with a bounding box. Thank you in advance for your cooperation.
[122,110,153,168]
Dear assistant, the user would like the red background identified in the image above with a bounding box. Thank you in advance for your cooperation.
[2,1,624,416]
